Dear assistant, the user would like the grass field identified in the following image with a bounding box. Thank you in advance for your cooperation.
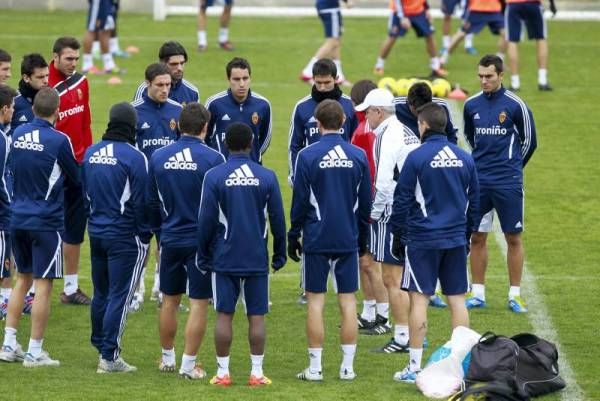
[0,9,598,401]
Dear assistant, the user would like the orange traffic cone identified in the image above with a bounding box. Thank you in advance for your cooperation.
[448,84,468,101]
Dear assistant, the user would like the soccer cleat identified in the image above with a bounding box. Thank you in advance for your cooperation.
[60,289,92,305]
[159,359,176,372]
[22,294,34,314]
[339,368,356,381]
[538,83,553,91]
[373,67,385,76]
[296,367,323,381]
[112,50,131,59]
[0,343,26,362]
[0,298,7,319]
[465,295,486,309]
[128,298,141,313]
[82,66,104,75]
[197,44,207,52]
[248,374,272,386]
[360,314,391,335]
[508,296,528,313]
[179,364,207,380]
[430,68,449,79]
[393,366,420,383]
[357,313,376,330]
[299,74,313,84]
[429,292,447,308]
[97,357,137,373]
[219,41,235,51]
[23,351,60,368]
[210,374,232,386]
[150,288,160,302]
[297,292,307,305]
[371,337,408,354]
[465,47,478,55]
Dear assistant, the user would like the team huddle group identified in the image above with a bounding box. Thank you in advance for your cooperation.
[0,24,537,387]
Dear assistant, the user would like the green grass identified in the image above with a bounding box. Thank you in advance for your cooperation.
[0,10,598,400]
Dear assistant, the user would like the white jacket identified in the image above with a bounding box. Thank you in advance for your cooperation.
[371,115,420,221]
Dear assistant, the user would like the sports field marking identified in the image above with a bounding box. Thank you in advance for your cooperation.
[448,100,585,401]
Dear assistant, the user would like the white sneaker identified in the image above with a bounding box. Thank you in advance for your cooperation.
[339,368,356,380]
[0,344,25,362]
[128,297,141,313]
[23,351,60,367]
[97,356,110,373]
[159,359,176,372]
[150,288,160,302]
[297,367,323,381]
[97,357,137,373]
[179,365,207,380]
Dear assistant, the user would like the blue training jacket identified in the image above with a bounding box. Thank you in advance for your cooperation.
[131,93,182,160]
[197,154,286,275]
[0,124,10,230]
[290,134,372,253]
[10,118,80,231]
[205,89,272,162]
[82,140,151,240]
[463,86,537,188]
[393,96,458,144]
[9,91,35,137]
[133,78,200,105]
[148,135,225,247]
[390,133,479,249]
[288,94,357,182]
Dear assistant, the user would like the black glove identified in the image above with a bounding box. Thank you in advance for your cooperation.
[271,254,287,272]
[549,0,557,16]
[287,236,302,262]
[391,232,406,262]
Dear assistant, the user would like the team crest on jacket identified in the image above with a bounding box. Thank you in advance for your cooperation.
[77,88,83,101]
[169,118,177,130]
[252,112,259,126]
[498,111,507,124]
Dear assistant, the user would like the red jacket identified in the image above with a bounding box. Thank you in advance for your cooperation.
[351,112,376,187]
[48,61,92,163]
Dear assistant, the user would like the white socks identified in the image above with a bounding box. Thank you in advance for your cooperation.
[443,35,451,49]
[162,347,176,365]
[216,355,230,376]
[218,28,229,44]
[197,31,207,47]
[109,37,120,54]
[102,53,115,71]
[251,354,264,377]
[394,324,409,346]
[472,283,485,300]
[465,33,474,49]
[181,353,196,371]
[28,338,43,358]
[333,59,345,81]
[340,344,356,373]
[302,57,318,77]
[375,57,385,69]
[430,57,441,71]
[511,75,521,90]
[82,54,94,71]
[3,327,17,348]
[64,274,78,296]
[361,299,376,322]
[376,302,389,320]
[308,347,322,373]
[538,69,548,85]
[509,286,521,300]
[409,347,423,372]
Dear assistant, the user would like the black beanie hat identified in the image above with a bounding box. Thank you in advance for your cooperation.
[102,102,137,145]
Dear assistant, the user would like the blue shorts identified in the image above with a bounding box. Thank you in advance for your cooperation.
[63,180,87,245]
[301,252,359,294]
[201,0,233,10]
[388,12,434,38]
[212,273,268,315]
[442,0,461,16]
[370,220,402,265]
[159,245,211,299]
[12,230,63,279]
[506,2,546,42]
[477,187,524,233]
[87,0,116,32]
[462,11,504,35]
[0,231,11,279]
[402,246,468,296]
[319,8,343,38]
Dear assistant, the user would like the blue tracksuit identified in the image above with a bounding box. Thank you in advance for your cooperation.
[0,124,10,232]
[131,94,182,160]
[82,139,150,362]
[10,118,80,231]
[288,94,357,182]
[9,91,35,137]
[394,96,458,144]
[197,154,286,275]
[290,134,372,253]
[390,134,479,249]
[205,89,272,162]
[463,87,537,188]
[147,135,225,247]
[133,78,200,105]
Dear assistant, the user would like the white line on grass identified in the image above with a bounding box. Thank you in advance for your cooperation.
[447,100,585,401]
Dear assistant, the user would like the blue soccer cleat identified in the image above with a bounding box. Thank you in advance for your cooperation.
[429,292,447,308]
[508,296,528,313]
[465,47,478,55]
[393,365,420,383]
[465,294,486,309]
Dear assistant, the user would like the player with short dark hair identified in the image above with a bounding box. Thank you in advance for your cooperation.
[147,102,224,378]
[197,122,286,387]
[82,0,120,75]
[83,102,150,373]
[205,58,272,162]
[9,54,49,136]
[49,36,93,305]
[0,87,80,367]
[464,55,537,313]
[134,41,199,105]
[390,102,479,383]
[290,99,371,381]
[197,0,235,51]
[0,50,11,84]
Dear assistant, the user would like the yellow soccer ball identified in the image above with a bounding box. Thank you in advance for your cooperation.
[432,78,452,98]
[395,78,411,96]
[378,77,398,95]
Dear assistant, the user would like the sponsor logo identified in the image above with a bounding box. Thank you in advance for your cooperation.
[475,125,507,136]
[251,112,259,125]
[163,148,197,170]
[430,145,463,168]
[89,143,117,165]
[319,145,354,168]
[58,105,84,120]
[142,137,175,148]
[14,130,44,151]
[499,111,507,124]
[225,163,260,186]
